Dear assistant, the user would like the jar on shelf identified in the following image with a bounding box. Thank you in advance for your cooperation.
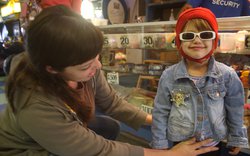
[235,30,248,52]
[240,70,250,87]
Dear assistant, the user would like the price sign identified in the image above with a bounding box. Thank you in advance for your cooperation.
[142,35,154,48]
[120,35,129,48]
[103,36,110,48]
[107,72,119,84]
[141,104,153,114]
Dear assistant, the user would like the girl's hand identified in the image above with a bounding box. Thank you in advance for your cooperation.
[229,146,241,155]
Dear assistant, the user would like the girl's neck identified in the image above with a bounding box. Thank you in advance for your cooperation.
[185,59,209,77]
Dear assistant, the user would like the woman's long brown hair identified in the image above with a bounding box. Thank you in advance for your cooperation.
[6,5,103,122]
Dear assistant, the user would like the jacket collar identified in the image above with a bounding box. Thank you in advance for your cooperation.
[174,56,222,81]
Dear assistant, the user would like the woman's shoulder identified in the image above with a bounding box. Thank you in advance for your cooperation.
[8,52,26,74]
[14,83,67,113]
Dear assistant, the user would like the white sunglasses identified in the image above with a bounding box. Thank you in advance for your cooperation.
[179,31,216,41]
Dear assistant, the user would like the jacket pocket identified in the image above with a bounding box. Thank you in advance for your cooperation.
[208,89,226,100]
[207,88,226,107]
[168,117,194,136]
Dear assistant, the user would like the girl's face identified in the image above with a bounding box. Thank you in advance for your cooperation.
[59,55,102,82]
[180,27,213,60]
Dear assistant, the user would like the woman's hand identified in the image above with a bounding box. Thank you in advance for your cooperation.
[144,138,218,156]
[170,138,219,156]
[144,114,152,125]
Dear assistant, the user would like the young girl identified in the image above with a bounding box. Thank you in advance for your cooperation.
[151,7,248,156]
[0,5,218,156]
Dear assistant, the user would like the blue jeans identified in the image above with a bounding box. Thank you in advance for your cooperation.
[87,115,120,140]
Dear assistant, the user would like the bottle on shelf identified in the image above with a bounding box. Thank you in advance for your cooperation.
[169,9,175,21]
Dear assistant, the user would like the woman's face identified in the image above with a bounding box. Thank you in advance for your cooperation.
[59,55,102,82]
[180,27,213,60]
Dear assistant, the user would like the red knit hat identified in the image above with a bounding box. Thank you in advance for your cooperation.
[175,7,218,63]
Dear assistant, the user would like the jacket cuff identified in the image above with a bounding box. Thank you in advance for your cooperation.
[227,127,249,148]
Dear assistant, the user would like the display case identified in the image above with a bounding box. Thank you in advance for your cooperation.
[99,16,250,95]
[99,16,250,153]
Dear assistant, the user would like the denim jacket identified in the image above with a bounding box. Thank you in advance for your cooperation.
[151,57,249,149]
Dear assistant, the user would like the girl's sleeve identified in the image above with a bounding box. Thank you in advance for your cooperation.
[151,72,172,149]
[224,69,249,148]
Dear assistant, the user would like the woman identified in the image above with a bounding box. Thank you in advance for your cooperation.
[0,5,218,156]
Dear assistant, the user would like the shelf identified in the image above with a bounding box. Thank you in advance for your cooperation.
[99,20,176,33]
[102,47,177,51]
[100,16,250,54]
[99,16,250,33]
[147,0,186,8]
[215,50,250,55]
[145,0,187,21]
[218,16,250,31]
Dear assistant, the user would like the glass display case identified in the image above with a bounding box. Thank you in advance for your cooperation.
[99,16,250,104]
[99,16,250,94]
[99,16,250,152]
